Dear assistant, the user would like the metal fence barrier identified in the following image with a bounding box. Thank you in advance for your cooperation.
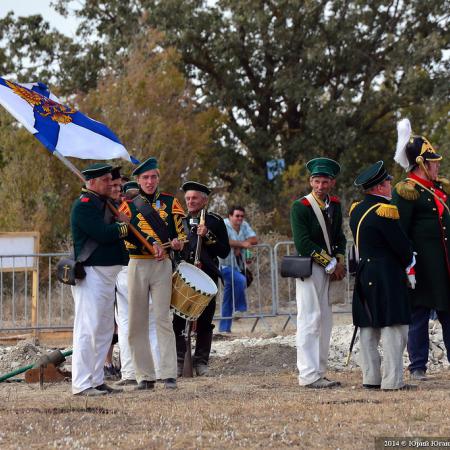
[214,243,276,332]
[0,243,353,333]
[0,253,72,332]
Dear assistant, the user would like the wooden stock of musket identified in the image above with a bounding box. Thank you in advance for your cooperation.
[182,209,206,378]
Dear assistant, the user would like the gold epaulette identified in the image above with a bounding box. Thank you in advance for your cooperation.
[349,201,361,216]
[376,204,399,220]
[436,177,450,195]
[395,180,419,201]
[310,249,332,267]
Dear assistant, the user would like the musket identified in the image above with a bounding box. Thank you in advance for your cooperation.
[345,326,358,366]
[182,208,206,377]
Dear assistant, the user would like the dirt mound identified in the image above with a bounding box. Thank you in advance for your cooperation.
[210,344,296,376]
[0,339,43,373]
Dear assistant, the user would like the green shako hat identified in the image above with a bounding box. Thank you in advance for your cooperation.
[82,163,112,180]
[123,181,139,192]
[354,160,393,190]
[306,157,340,179]
[181,181,211,195]
[132,157,159,176]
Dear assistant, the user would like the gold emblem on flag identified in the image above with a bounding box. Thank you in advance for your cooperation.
[5,80,76,124]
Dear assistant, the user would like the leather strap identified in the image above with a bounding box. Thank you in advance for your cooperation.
[133,195,170,244]
[306,193,332,254]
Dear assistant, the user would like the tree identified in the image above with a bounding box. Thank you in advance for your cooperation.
[0,30,222,249]
[142,0,449,206]
[0,109,80,250]
[76,30,223,193]
[1,0,449,230]
[52,0,150,93]
[0,12,78,85]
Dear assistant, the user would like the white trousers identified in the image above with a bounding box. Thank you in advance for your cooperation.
[71,265,121,394]
[359,325,408,389]
[128,258,177,382]
[115,266,160,380]
[296,264,332,385]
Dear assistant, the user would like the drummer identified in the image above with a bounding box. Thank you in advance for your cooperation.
[119,157,186,390]
[173,181,230,377]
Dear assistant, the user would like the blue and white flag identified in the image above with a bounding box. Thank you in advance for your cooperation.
[0,78,138,163]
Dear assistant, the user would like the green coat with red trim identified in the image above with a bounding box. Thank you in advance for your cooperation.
[392,174,450,312]
[290,194,346,267]
[71,189,129,267]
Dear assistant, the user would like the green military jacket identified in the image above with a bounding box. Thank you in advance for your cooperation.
[392,173,450,312]
[119,189,186,259]
[349,195,413,327]
[290,193,346,267]
[71,189,128,266]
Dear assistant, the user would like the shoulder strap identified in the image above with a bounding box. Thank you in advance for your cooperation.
[76,239,99,263]
[305,193,331,254]
[133,195,170,244]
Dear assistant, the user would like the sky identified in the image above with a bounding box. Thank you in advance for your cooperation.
[0,0,79,37]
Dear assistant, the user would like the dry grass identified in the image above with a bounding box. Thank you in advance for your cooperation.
[1,369,450,449]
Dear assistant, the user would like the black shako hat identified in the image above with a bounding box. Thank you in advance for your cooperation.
[181,181,211,195]
[405,136,442,170]
[110,166,122,180]
[354,160,393,190]
[81,163,112,180]
[123,181,139,193]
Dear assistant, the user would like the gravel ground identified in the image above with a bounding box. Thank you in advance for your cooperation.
[1,321,448,378]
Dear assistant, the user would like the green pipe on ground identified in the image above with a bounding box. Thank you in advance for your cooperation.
[0,350,72,383]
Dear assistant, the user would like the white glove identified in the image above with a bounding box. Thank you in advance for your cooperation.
[406,252,417,273]
[407,274,416,289]
[325,257,337,274]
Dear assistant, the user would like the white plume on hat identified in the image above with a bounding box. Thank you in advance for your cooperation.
[394,118,412,170]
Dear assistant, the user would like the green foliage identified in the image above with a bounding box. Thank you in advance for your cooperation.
[144,0,449,204]
[0,0,449,244]
[0,12,76,84]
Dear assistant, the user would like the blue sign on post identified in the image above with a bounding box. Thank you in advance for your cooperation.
[266,158,285,181]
